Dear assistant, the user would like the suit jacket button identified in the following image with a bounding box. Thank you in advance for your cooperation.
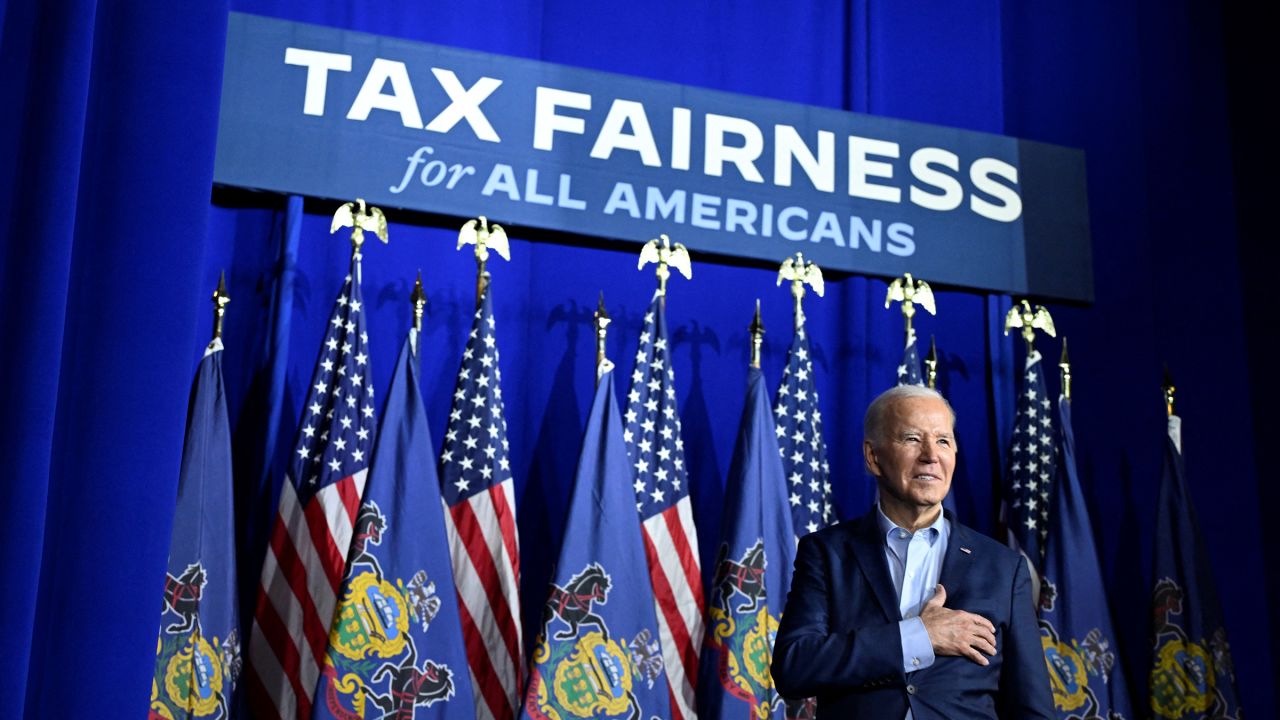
[906,684,916,695]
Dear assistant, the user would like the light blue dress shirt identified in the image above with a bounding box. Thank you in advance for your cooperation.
[876,504,950,719]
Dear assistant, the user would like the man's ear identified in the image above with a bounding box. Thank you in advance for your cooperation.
[862,439,879,476]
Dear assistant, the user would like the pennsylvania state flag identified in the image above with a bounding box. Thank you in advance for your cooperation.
[1148,416,1241,719]
[313,331,475,719]
[701,366,796,720]
[523,367,672,720]
[1038,396,1132,719]
[152,338,241,720]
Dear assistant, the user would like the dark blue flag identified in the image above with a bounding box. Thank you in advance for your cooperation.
[1148,416,1242,719]
[152,339,242,720]
[1038,395,1133,720]
[702,366,796,720]
[773,327,832,539]
[312,331,475,719]
[896,328,925,387]
[1003,350,1056,569]
[523,367,673,720]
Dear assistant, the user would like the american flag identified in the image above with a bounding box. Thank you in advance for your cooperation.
[774,326,832,538]
[1003,349,1055,568]
[896,327,924,386]
[248,255,376,719]
[440,287,522,720]
[624,294,704,720]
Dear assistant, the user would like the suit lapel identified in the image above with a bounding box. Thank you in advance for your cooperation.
[937,511,973,593]
[847,512,902,623]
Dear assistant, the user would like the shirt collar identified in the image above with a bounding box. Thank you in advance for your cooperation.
[876,503,946,544]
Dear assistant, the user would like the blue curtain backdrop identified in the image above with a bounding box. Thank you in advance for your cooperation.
[1,0,1271,716]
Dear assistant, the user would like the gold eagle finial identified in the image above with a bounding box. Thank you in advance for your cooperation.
[458,216,511,304]
[776,252,824,329]
[330,198,389,249]
[1003,299,1056,351]
[457,215,511,263]
[885,273,936,343]
[638,234,692,296]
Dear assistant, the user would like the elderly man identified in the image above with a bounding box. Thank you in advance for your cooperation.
[772,385,1053,719]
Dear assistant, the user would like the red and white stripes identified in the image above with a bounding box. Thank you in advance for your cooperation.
[247,471,366,719]
[443,477,523,720]
[642,496,705,720]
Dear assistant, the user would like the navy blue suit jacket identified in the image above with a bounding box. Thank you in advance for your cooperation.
[772,510,1054,719]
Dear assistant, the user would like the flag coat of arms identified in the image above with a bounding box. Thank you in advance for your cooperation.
[439,287,522,720]
[1148,416,1241,719]
[313,332,476,719]
[774,327,832,539]
[248,256,377,720]
[624,294,704,720]
[1003,349,1055,570]
[523,368,673,720]
[1038,396,1132,720]
[152,339,242,720]
[702,366,796,720]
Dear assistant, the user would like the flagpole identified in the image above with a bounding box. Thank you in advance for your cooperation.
[776,251,824,333]
[925,334,939,390]
[410,271,427,334]
[211,270,230,343]
[638,233,693,310]
[594,291,611,385]
[749,299,764,368]
[409,271,427,357]
[1059,337,1072,401]
[457,215,511,306]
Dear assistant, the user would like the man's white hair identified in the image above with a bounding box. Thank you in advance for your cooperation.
[863,385,956,446]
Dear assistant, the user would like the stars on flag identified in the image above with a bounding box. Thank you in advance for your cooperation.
[625,309,688,516]
[290,277,376,498]
[775,328,832,536]
[440,301,513,505]
[1006,353,1056,560]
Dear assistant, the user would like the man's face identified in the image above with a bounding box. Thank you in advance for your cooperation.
[863,395,956,510]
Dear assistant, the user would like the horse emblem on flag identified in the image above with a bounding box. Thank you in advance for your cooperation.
[526,562,663,720]
[152,561,241,719]
[320,501,456,718]
[708,539,782,717]
[547,562,612,639]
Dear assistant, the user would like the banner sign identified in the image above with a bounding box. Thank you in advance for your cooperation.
[216,13,1093,301]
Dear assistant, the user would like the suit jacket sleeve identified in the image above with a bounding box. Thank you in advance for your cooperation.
[772,532,904,698]
[998,556,1056,719]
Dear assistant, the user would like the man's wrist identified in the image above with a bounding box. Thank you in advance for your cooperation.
[898,617,936,672]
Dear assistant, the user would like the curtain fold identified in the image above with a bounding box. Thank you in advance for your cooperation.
[0,0,99,711]
[1,1,229,715]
